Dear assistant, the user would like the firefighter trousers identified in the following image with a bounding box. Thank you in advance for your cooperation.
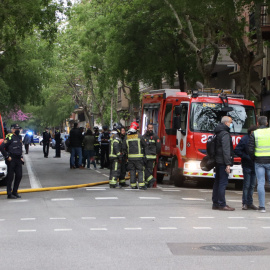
[119,157,127,185]
[128,159,145,188]
[145,159,156,186]
[109,159,121,186]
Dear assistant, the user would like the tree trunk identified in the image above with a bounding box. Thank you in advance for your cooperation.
[239,64,251,99]
[177,68,185,91]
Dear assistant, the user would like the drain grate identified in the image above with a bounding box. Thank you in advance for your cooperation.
[200,245,267,252]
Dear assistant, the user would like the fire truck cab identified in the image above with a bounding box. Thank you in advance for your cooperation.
[141,89,256,188]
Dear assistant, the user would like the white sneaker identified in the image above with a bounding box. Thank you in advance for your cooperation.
[258,207,266,213]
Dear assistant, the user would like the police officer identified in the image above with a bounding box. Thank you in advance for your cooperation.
[93,126,100,165]
[143,124,161,188]
[99,125,110,169]
[43,127,51,158]
[109,123,124,188]
[119,127,129,187]
[54,128,61,158]
[123,122,147,190]
[0,124,24,199]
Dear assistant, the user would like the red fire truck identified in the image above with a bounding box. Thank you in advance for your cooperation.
[140,89,256,188]
[0,114,7,182]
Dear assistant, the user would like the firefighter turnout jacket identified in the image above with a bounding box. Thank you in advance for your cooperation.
[123,132,146,159]
[142,133,161,159]
[109,133,122,160]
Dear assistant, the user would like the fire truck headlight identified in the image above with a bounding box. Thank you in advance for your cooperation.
[185,162,200,170]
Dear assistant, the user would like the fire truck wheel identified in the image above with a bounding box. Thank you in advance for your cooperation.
[156,173,164,183]
[170,161,184,187]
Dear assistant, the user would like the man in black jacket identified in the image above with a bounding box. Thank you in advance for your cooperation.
[42,127,51,158]
[235,125,258,210]
[69,123,84,169]
[212,116,235,211]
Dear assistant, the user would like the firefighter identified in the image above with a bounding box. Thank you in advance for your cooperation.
[93,126,100,165]
[123,122,147,190]
[143,123,161,188]
[0,124,24,199]
[109,123,124,188]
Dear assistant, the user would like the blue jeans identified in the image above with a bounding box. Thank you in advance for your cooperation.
[84,150,96,168]
[71,147,82,167]
[242,166,256,205]
[212,164,229,207]
[255,163,270,208]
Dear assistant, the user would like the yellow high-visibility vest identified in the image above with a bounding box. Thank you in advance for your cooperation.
[254,128,270,157]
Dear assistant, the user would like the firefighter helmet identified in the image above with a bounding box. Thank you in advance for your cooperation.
[113,123,123,133]
[129,121,139,130]
[93,126,99,130]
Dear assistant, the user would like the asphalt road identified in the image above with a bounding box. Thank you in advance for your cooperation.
[0,145,270,270]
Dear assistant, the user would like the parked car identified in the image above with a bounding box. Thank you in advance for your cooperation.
[33,135,40,144]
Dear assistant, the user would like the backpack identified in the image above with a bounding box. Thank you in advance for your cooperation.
[200,135,216,171]
[206,135,216,158]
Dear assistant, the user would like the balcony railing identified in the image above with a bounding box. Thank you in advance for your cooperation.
[249,4,270,31]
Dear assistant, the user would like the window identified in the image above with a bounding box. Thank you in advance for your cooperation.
[190,103,256,134]
[180,104,188,131]
[164,104,172,129]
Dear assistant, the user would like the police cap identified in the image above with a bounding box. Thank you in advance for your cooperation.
[11,124,21,129]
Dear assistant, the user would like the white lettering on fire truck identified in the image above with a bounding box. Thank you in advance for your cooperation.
[201,135,241,146]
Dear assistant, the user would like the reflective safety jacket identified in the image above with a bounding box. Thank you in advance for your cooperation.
[142,133,161,159]
[94,132,100,146]
[249,126,270,164]
[123,132,146,160]
[109,133,122,160]
[254,128,270,157]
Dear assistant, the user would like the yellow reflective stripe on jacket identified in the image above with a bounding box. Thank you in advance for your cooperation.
[254,128,270,157]
[146,155,156,159]
[109,139,120,158]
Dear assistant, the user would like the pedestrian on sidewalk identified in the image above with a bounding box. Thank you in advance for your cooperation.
[83,129,96,169]
[248,116,270,213]
[235,125,258,210]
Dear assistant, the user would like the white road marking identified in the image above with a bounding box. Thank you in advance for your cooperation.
[169,217,186,219]
[139,197,161,200]
[95,197,118,200]
[140,217,155,219]
[161,189,181,192]
[8,200,28,203]
[198,217,214,219]
[51,198,74,201]
[0,219,6,221]
[199,190,212,193]
[124,228,142,230]
[50,217,66,220]
[110,217,126,219]
[102,174,109,177]
[125,189,140,191]
[193,227,212,229]
[228,227,247,229]
[262,227,270,229]
[18,230,36,232]
[86,188,106,191]
[228,217,244,219]
[182,198,205,201]
[90,228,107,231]
[257,217,270,219]
[159,227,177,230]
[54,229,72,232]
[21,218,36,221]
[227,200,242,203]
[86,187,109,189]
[96,170,101,173]
[82,217,96,220]
[24,154,42,188]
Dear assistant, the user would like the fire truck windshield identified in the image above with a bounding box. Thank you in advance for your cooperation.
[190,103,256,134]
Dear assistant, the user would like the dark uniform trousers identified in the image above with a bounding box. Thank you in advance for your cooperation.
[129,159,144,187]
[109,159,121,185]
[25,144,30,154]
[7,156,22,196]
[43,142,50,157]
[55,141,61,157]
[145,159,156,184]
[119,156,127,184]
[101,144,110,168]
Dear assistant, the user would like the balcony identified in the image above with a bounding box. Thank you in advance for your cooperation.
[250,5,270,40]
